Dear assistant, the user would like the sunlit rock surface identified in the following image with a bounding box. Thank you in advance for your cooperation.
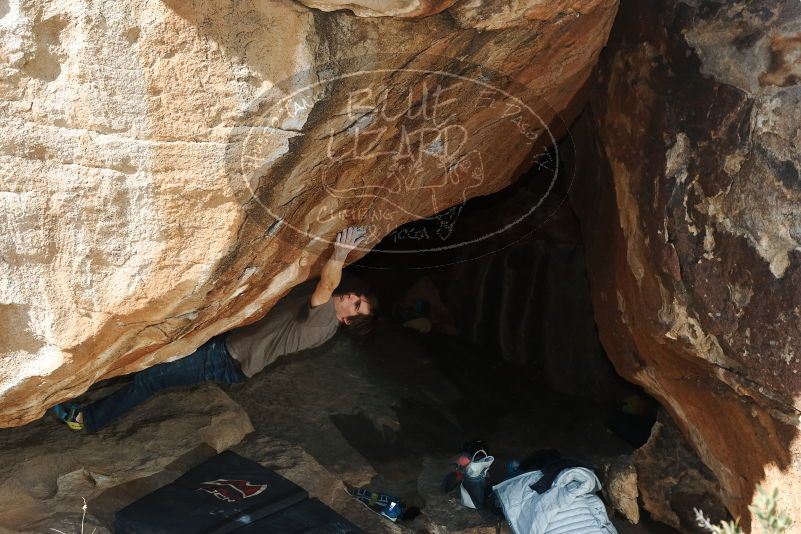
[571,0,801,528]
[294,0,457,18]
[0,0,618,427]
[599,454,639,525]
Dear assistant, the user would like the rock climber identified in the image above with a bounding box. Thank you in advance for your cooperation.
[52,225,379,433]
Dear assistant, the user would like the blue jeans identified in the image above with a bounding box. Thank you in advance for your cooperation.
[81,335,246,432]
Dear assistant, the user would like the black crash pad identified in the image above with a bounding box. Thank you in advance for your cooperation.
[235,498,365,533]
[114,450,309,534]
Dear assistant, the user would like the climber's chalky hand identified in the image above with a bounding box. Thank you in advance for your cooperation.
[333,225,367,259]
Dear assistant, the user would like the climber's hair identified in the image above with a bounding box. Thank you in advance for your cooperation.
[333,276,381,336]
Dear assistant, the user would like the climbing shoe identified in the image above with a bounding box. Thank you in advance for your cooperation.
[344,483,407,522]
[51,402,84,432]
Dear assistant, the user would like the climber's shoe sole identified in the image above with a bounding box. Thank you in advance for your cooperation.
[51,402,85,432]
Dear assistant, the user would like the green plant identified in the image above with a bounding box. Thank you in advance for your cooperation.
[749,486,793,534]
[694,510,743,534]
[695,485,793,534]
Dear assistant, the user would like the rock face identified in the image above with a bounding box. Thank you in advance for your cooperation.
[294,0,457,18]
[357,159,629,401]
[599,455,639,525]
[634,410,729,533]
[571,0,801,528]
[0,0,619,427]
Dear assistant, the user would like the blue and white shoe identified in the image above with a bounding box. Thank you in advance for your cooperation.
[346,484,406,522]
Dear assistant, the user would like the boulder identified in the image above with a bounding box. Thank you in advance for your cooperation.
[634,410,729,533]
[599,454,639,525]
[570,0,801,528]
[0,0,619,427]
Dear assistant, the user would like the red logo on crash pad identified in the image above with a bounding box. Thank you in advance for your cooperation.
[198,479,268,502]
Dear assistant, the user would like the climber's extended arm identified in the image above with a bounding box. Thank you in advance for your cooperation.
[311,226,367,307]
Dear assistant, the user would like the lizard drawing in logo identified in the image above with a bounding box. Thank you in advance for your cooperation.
[198,479,269,503]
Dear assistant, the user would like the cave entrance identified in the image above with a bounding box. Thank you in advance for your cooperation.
[225,139,678,532]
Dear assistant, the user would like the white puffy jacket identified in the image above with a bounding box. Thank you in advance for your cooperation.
[492,468,618,534]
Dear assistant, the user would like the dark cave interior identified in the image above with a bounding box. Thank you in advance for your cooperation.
[313,139,680,531]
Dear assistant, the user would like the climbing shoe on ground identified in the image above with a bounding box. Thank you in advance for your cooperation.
[344,483,407,522]
[51,402,84,431]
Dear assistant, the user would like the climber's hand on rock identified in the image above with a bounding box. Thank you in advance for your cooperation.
[333,225,367,259]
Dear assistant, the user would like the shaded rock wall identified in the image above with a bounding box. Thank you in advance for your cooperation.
[635,409,729,532]
[571,0,801,527]
[0,0,619,426]
[355,151,630,401]
[438,240,619,399]
[363,241,626,400]
[427,173,625,400]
